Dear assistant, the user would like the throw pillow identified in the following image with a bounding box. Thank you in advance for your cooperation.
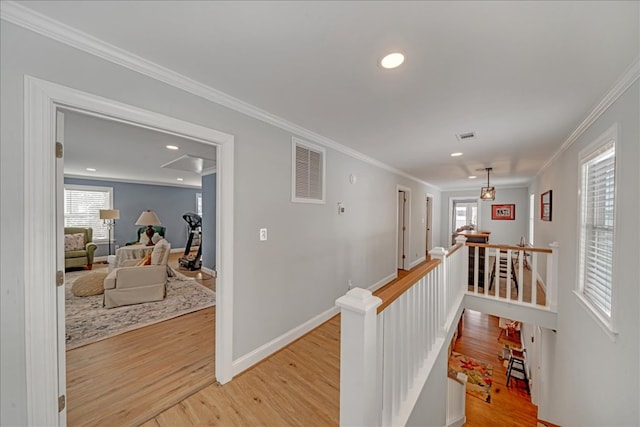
[71,272,107,296]
[64,233,85,251]
[136,254,152,266]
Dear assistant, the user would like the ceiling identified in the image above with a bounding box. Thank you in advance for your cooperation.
[62,109,216,188]
[17,1,640,190]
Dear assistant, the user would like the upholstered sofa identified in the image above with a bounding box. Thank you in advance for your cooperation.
[103,239,171,308]
[64,227,98,270]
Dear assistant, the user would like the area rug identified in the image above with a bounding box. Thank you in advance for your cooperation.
[65,269,215,350]
[448,351,493,403]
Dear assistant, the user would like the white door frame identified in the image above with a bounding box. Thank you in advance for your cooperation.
[23,76,235,425]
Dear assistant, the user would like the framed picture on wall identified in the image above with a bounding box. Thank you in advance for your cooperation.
[541,190,552,221]
[491,204,515,220]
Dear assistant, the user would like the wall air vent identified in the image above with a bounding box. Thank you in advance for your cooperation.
[456,131,477,141]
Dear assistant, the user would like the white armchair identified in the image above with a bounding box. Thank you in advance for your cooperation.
[103,239,171,308]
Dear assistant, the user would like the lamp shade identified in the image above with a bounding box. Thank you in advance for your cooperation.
[135,210,161,226]
[99,209,120,220]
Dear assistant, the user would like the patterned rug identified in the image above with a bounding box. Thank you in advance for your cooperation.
[449,351,493,403]
[65,268,215,350]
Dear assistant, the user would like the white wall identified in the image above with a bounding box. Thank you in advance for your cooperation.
[532,80,639,426]
[0,22,441,424]
[440,187,529,246]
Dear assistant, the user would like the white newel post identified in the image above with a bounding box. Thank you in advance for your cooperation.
[547,242,559,311]
[429,246,448,333]
[336,288,383,427]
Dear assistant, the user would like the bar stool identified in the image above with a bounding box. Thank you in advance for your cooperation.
[506,348,530,395]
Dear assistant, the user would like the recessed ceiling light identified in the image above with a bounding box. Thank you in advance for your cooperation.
[380,52,404,69]
[176,177,184,182]
[468,175,477,179]
[450,152,463,157]
[166,145,179,150]
[86,167,97,172]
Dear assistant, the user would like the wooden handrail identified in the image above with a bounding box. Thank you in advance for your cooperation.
[374,259,441,314]
[466,242,552,254]
[446,242,463,257]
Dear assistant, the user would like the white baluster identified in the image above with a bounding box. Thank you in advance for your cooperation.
[531,252,538,306]
[517,250,524,303]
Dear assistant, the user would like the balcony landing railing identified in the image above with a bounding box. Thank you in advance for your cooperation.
[466,242,559,311]
[336,237,559,426]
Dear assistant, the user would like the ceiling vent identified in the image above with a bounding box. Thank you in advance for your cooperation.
[456,131,477,141]
[161,154,216,175]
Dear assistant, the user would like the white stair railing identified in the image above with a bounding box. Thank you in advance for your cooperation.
[336,242,467,426]
[336,239,559,426]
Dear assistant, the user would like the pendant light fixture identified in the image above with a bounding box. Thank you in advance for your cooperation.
[480,167,496,201]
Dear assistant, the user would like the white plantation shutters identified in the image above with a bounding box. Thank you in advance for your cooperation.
[292,138,325,203]
[578,137,616,319]
[64,184,113,241]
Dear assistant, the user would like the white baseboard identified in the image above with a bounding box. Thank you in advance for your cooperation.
[232,305,340,377]
[447,416,466,427]
[202,266,216,277]
[367,272,398,293]
[409,255,427,270]
[231,271,398,377]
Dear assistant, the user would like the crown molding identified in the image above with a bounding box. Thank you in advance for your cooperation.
[1,1,435,190]
[537,57,640,177]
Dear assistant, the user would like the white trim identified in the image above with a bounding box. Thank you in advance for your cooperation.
[575,123,618,335]
[409,256,426,270]
[201,266,217,278]
[448,196,482,235]
[24,69,59,426]
[23,76,235,425]
[63,183,113,242]
[537,58,639,177]
[367,272,398,293]
[0,0,436,190]
[231,305,340,377]
[573,291,618,342]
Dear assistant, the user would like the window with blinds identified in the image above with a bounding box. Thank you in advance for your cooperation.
[64,184,113,241]
[292,137,325,203]
[578,133,616,322]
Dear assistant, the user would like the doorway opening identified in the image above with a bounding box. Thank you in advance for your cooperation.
[397,187,411,271]
[425,195,433,258]
[450,198,479,244]
[23,76,234,425]
[58,107,220,425]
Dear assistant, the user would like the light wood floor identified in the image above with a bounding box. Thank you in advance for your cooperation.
[453,309,539,427]
[68,257,536,426]
[66,253,216,426]
[142,316,341,427]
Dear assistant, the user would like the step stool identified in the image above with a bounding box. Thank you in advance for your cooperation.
[506,349,530,395]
